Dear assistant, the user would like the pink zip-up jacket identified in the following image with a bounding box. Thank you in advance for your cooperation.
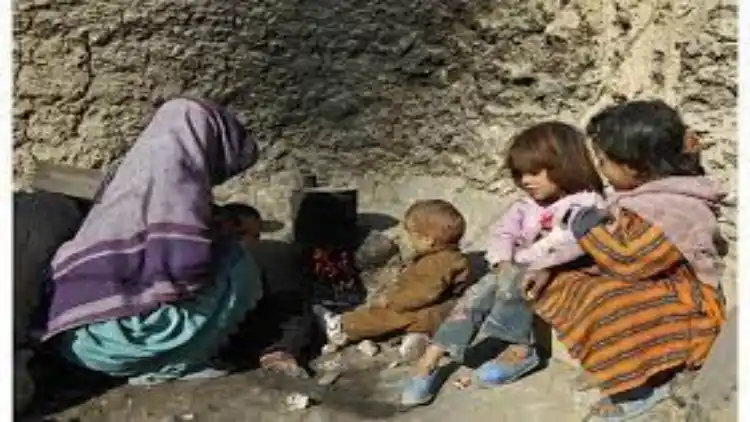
[485,191,607,271]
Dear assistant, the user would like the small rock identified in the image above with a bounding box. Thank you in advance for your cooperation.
[318,371,342,386]
[321,343,338,355]
[544,8,582,40]
[317,355,343,372]
[285,393,311,411]
[318,92,361,122]
[355,231,398,270]
[482,104,506,117]
[177,413,195,421]
[357,340,380,357]
[387,361,401,369]
[394,32,419,57]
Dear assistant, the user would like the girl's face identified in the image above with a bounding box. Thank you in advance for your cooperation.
[593,148,642,190]
[519,169,562,202]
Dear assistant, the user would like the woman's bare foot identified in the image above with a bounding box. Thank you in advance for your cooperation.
[260,351,309,379]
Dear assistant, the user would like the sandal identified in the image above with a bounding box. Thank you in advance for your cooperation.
[583,383,670,422]
[400,369,440,408]
[474,346,540,386]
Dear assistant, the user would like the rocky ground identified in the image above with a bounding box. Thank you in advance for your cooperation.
[13,0,738,420]
[23,339,691,422]
[17,211,736,422]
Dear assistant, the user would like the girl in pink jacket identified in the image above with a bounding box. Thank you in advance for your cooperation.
[401,121,606,407]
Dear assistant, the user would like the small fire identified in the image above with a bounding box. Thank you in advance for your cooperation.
[310,248,358,292]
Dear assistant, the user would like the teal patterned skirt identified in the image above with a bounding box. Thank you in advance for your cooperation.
[56,242,263,382]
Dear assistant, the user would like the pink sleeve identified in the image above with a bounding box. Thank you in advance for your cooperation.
[485,200,525,265]
[516,192,607,270]
[517,228,585,270]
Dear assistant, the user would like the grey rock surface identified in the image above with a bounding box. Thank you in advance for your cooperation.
[354,231,399,271]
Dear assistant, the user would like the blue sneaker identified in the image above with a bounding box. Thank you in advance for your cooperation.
[400,370,440,407]
[475,347,540,386]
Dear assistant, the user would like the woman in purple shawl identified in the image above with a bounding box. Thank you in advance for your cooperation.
[41,98,263,385]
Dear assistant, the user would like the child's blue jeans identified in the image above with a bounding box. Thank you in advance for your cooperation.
[432,265,534,363]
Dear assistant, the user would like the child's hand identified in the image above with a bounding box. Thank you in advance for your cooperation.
[522,270,551,300]
[569,206,612,239]
[491,261,512,274]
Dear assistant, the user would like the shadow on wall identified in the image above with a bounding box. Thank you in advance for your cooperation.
[14,0,490,160]
[14,0,591,181]
[358,212,400,233]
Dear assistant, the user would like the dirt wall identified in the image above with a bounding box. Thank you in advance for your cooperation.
[13,0,737,304]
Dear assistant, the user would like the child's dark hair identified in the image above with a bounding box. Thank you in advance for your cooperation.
[585,99,705,177]
[213,202,261,224]
[505,121,604,194]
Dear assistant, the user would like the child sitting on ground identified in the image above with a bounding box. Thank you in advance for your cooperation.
[401,121,607,406]
[214,202,315,378]
[314,199,472,349]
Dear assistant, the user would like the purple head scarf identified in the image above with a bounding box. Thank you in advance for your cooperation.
[42,98,258,340]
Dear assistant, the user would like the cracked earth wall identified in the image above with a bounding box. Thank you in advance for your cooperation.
[14,0,738,307]
[13,0,737,303]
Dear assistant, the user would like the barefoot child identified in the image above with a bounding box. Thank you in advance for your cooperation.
[401,121,606,406]
[529,100,726,421]
[315,200,472,348]
[215,203,314,378]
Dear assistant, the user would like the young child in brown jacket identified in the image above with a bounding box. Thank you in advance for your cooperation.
[314,199,472,348]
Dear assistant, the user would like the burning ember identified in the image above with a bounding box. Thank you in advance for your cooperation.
[291,183,365,310]
[307,247,365,311]
[312,248,353,280]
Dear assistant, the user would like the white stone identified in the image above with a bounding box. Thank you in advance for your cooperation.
[357,340,380,357]
[285,393,311,410]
